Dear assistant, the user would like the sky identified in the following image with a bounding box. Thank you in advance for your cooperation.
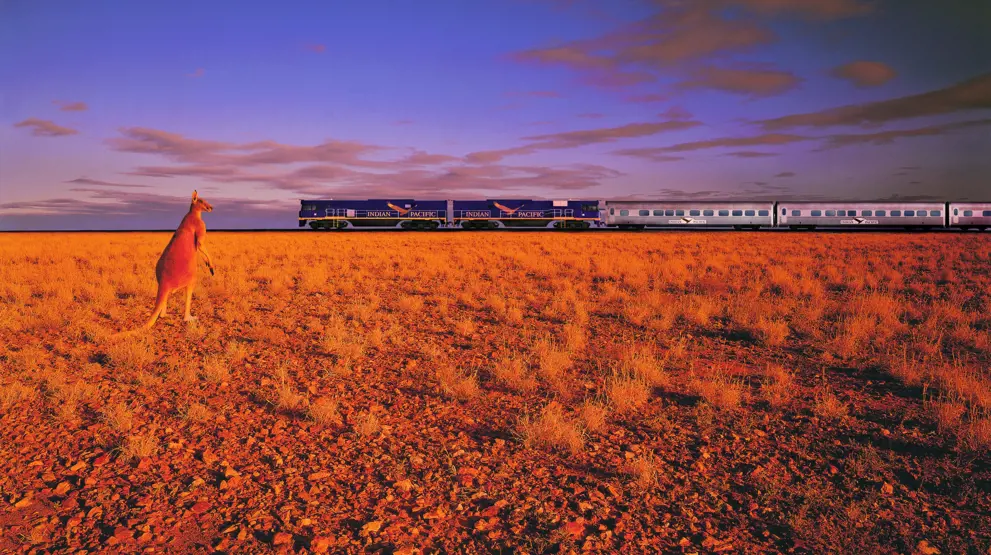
[1,0,989,229]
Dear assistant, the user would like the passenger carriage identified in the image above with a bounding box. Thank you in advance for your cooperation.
[777,202,945,229]
[601,201,775,229]
[948,203,991,230]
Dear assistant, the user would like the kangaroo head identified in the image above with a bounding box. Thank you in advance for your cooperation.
[191,190,214,213]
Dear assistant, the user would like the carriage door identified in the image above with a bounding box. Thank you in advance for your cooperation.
[952,208,958,225]
[780,207,787,225]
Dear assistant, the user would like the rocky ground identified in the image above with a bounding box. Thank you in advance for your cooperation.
[1,231,989,553]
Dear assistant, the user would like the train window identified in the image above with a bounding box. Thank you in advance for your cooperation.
[931,210,941,216]
[875,210,886,216]
[917,210,926,217]
[675,209,685,216]
[891,210,901,216]
[984,210,991,216]
[862,210,872,217]
[732,210,743,216]
[690,209,701,216]
[745,210,755,216]
[703,210,714,216]
[620,210,629,216]
[964,210,973,217]
[719,210,730,216]
[639,210,650,216]
[781,208,786,215]
[847,210,857,216]
[665,209,675,216]
[811,210,822,217]
[758,210,769,217]
[582,204,598,212]
[792,210,801,216]
[837,210,845,217]
[953,208,958,215]
[653,210,663,216]
[610,208,614,215]
[905,210,915,217]
[825,210,836,217]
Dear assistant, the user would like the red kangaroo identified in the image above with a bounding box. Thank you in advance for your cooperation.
[113,190,215,337]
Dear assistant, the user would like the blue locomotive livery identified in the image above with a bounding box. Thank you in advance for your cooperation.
[299,199,991,231]
[453,199,600,229]
[299,199,448,230]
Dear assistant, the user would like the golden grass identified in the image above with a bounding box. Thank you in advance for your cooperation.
[518,402,584,455]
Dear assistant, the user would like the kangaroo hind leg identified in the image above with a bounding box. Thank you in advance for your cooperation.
[183,283,197,323]
[142,285,172,330]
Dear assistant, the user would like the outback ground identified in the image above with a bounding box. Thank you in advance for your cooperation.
[1,231,989,554]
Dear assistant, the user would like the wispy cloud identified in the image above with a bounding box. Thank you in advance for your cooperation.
[65,177,150,189]
[467,119,702,162]
[774,171,796,178]
[186,68,205,78]
[676,65,802,97]
[53,100,88,112]
[14,118,79,137]
[830,61,897,88]
[305,43,327,53]
[758,72,991,129]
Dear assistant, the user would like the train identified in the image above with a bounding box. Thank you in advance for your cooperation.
[298,198,991,231]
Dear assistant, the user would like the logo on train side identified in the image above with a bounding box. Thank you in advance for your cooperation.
[386,202,411,215]
[668,217,706,224]
[493,202,522,215]
[840,218,879,224]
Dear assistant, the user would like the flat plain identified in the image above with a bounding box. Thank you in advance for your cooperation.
[1,231,989,554]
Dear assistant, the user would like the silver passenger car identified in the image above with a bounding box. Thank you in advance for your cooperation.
[949,203,991,230]
[777,202,945,229]
[602,201,775,229]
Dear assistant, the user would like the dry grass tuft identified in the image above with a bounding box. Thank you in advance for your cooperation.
[436,365,480,401]
[761,364,795,409]
[309,396,343,427]
[0,382,37,412]
[182,402,213,423]
[579,400,609,434]
[493,352,537,393]
[201,354,231,383]
[813,388,849,420]
[518,402,584,455]
[121,433,158,460]
[691,372,744,411]
[625,451,660,488]
[606,372,651,414]
[354,411,382,437]
[101,402,135,434]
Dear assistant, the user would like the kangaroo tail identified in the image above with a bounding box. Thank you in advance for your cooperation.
[109,286,169,339]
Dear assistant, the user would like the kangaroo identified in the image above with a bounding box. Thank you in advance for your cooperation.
[112,190,215,337]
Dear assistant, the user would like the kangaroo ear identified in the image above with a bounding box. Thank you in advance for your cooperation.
[192,190,199,200]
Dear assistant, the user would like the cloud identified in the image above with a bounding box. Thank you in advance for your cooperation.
[816,118,991,149]
[625,94,668,104]
[13,118,79,137]
[54,101,88,112]
[758,72,991,129]
[65,177,150,189]
[187,68,205,78]
[830,61,896,88]
[676,65,802,97]
[729,0,873,19]
[611,148,687,162]
[102,126,626,198]
[774,171,796,177]
[306,43,327,53]
[466,119,703,162]
[512,1,875,99]
[504,90,564,98]
[630,132,809,155]
[722,150,779,157]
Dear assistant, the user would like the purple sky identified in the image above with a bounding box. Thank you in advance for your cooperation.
[1,0,989,229]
